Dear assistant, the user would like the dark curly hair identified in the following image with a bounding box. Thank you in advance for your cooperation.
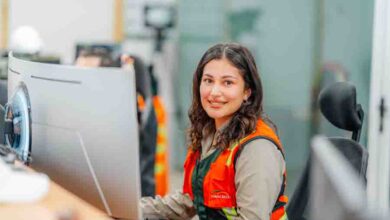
[188,43,276,151]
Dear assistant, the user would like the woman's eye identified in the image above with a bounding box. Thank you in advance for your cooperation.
[224,81,233,86]
[203,78,212,84]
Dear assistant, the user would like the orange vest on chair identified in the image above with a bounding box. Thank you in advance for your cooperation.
[183,119,288,220]
[153,95,169,196]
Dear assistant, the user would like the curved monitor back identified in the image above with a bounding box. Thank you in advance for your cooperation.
[7,53,141,219]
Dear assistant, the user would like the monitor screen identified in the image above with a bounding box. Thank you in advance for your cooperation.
[7,53,142,219]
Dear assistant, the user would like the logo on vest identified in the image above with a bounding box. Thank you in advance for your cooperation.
[211,190,231,200]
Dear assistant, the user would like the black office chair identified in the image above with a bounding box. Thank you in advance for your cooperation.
[319,82,368,180]
[286,82,368,220]
[121,54,158,197]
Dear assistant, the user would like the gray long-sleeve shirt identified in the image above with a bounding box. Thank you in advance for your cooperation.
[141,135,285,220]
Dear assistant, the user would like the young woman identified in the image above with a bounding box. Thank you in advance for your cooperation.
[142,43,288,220]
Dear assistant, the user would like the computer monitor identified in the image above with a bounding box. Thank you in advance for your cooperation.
[310,136,387,220]
[7,53,142,219]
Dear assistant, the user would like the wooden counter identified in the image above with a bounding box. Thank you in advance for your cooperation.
[0,163,112,220]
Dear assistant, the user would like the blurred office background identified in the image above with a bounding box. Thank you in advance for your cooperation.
[0,0,374,196]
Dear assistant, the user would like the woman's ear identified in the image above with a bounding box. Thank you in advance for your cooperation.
[244,88,252,101]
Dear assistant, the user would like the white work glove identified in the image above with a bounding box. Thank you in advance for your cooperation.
[141,190,196,220]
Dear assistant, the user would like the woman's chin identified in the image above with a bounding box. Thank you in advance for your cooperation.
[207,112,233,123]
[206,111,225,120]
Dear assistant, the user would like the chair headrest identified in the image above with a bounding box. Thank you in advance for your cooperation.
[318,82,362,132]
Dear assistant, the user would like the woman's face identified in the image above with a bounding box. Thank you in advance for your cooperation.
[200,58,251,129]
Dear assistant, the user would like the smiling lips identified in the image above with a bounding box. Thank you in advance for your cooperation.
[208,100,227,108]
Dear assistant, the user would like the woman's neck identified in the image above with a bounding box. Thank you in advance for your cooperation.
[215,117,232,130]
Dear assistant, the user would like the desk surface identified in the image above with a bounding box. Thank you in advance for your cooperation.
[0,163,112,220]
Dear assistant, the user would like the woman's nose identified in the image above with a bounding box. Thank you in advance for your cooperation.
[210,84,222,96]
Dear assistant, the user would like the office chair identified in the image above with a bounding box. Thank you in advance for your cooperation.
[121,54,158,197]
[319,82,368,180]
[286,82,368,220]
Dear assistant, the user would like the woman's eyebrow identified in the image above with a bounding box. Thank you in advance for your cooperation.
[202,73,238,79]
[202,73,214,78]
[222,75,238,79]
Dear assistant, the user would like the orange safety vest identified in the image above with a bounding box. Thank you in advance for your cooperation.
[153,95,169,196]
[183,119,288,220]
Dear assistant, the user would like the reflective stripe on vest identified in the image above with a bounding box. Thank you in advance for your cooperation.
[183,119,288,219]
